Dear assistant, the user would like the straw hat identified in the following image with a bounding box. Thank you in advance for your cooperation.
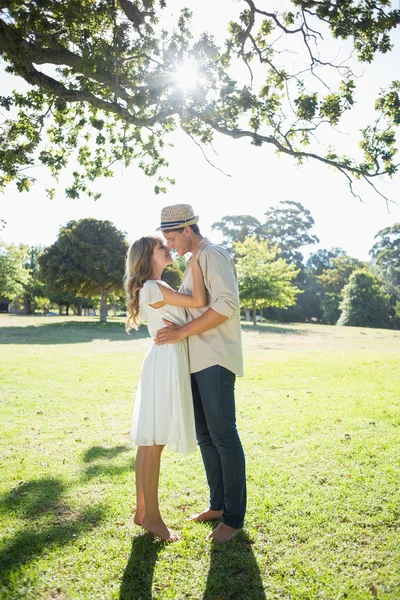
[157,204,199,231]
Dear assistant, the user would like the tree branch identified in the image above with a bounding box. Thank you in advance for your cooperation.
[189,109,397,196]
[184,129,232,178]
[0,19,177,128]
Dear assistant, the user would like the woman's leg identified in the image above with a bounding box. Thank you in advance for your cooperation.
[141,444,179,541]
[134,446,146,526]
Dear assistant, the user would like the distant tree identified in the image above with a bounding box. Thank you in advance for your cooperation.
[338,270,389,328]
[370,223,400,271]
[0,242,28,301]
[297,248,347,322]
[259,201,318,322]
[20,246,47,314]
[321,292,342,325]
[45,289,82,316]
[260,201,319,270]
[370,223,400,325]
[317,255,366,294]
[211,215,262,254]
[0,242,45,313]
[317,254,366,324]
[174,255,187,275]
[306,248,346,276]
[39,219,128,322]
[162,263,183,289]
[234,236,300,325]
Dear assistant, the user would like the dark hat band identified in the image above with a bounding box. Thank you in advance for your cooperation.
[160,218,195,227]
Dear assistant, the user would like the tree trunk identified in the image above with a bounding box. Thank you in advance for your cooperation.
[66,302,70,316]
[25,294,32,315]
[76,301,83,316]
[245,308,251,322]
[252,306,257,326]
[58,305,63,315]
[99,291,108,323]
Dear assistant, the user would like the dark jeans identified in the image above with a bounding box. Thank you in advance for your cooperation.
[191,365,246,529]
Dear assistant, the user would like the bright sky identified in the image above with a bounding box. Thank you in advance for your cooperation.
[1,1,400,261]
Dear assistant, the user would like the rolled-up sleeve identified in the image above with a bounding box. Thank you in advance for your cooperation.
[200,247,240,318]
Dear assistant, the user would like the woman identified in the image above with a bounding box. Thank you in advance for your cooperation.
[124,236,206,542]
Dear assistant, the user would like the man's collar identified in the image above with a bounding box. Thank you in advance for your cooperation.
[185,238,212,266]
[198,237,212,249]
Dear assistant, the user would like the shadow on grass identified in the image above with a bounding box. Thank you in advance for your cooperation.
[0,321,150,345]
[241,323,309,336]
[0,477,105,585]
[81,445,135,481]
[0,477,64,518]
[84,464,135,480]
[119,534,163,600]
[203,532,266,600]
[83,445,131,462]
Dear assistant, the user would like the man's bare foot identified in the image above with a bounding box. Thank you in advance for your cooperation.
[206,523,242,543]
[186,509,223,522]
[142,517,180,542]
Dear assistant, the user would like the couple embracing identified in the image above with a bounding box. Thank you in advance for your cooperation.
[124,204,246,543]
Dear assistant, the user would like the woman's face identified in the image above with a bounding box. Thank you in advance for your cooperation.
[151,239,172,271]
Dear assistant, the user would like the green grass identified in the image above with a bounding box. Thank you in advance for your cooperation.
[0,315,399,599]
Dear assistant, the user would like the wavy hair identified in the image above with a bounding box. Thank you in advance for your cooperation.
[124,236,159,331]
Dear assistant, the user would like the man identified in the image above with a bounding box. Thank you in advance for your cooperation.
[155,204,246,543]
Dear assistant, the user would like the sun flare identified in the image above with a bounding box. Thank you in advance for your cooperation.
[174,61,199,90]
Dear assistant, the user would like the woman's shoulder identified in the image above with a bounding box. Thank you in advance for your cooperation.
[142,279,171,289]
[139,280,173,306]
[151,279,173,290]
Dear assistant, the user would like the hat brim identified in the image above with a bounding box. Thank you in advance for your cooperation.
[156,216,199,231]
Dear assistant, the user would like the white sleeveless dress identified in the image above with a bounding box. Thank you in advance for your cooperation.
[130,280,197,454]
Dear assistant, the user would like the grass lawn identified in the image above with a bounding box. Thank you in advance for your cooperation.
[0,315,399,600]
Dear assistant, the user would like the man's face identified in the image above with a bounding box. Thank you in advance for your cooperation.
[163,229,192,256]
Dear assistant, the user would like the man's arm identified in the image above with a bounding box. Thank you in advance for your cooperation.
[156,246,237,345]
[204,248,240,318]
[155,309,227,345]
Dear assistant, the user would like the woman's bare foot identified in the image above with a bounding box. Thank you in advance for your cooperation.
[142,516,180,542]
[133,505,145,526]
[186,509,223,522]
[206,523,242,543]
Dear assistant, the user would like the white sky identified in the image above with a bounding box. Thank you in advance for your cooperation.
[1,0,400,260]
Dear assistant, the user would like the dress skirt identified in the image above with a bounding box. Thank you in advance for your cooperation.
[130,340,197,454]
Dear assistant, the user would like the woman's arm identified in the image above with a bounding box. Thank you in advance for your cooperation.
[150,248,207,309]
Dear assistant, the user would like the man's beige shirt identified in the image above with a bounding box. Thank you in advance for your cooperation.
[180,238,244,376]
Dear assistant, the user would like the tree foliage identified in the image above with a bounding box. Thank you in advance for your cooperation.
[320,291,342,325]
[212,215,262,253]
[300,248,346,323]
[261,200,319,269]
[306,247,346,276]
[211,201,319,267]
[317,254,366,294]
[0,241,29,300]
[369,222,400,325]
[39,218,128,322]
[0,242,46,312]
[162,263,183,289]
[370,222,400,291]
[0,1,399,199]
[338,269,389,328]
[234,235,300,324]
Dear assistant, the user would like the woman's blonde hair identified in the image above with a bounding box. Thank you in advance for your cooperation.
[124,236,159,331]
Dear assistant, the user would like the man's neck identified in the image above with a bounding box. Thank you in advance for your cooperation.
[189,234,204,252]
